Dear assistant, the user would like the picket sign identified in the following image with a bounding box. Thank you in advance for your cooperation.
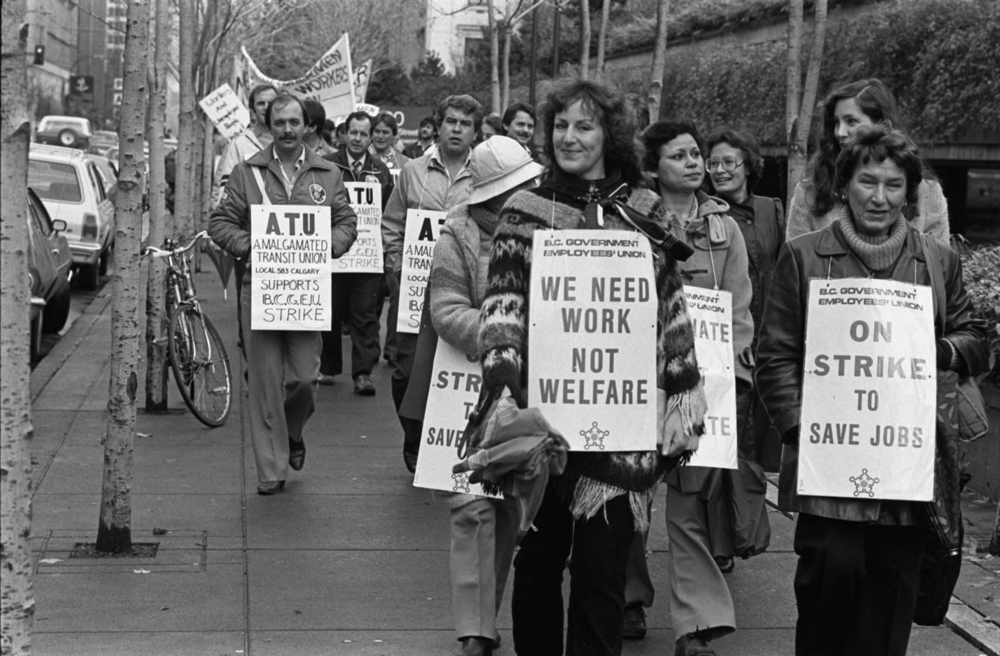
[337,182,383,273]
[798,277,936,501]
[198,83,250,141]
[413,339,500,498]
[397,209,448,334]
[527,230,657,452]
[250,204,332,331]
[684,287,738,470]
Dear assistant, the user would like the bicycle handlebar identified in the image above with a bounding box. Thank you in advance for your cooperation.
[144,231,211,259]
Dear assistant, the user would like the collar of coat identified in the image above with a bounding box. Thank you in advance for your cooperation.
[812,209,927,263]
[246,143,335,174]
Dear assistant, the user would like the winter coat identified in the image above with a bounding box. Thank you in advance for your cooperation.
[324,149,394,212]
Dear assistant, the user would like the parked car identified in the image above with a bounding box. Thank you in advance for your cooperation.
[34,115,93,150]
[89,130,119,157]
[27,187,73,361]
[28,144,115,291]
[88,153,119,205]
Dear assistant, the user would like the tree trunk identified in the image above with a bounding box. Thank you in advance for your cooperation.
[487,0,500,114]
[785,0,805,205]
[175,0,197,238]
[1,1,37,650]
[579,0,591,79]
[501,26,512,111]
[647,0,670,121]
[595,0,611,82]
[990,498,1000,557]
[96,0,150,554]
[552,1,561,76]
[793,0,827,163]
[144,0,170,413]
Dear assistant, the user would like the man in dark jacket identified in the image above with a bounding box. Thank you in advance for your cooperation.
[210,93,357,495]
[320,110,393,396]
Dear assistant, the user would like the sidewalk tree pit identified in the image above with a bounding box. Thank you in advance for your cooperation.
[70,542,159,559]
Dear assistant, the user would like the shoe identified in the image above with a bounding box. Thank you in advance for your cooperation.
[289,437,306,471]
[353,374,376,396]
[675,632,716,656]
[317,374,336,386]
[383,353,396,366]
[714,555,735,573]
[256,480,285,495]
[622,603,647,640]
[456,636,492,656]
[403,450,418,473]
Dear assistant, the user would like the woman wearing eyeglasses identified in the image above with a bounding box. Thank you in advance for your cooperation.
[705,130,785,472]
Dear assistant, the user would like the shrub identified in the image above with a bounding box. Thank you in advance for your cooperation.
[955,240,1000,384]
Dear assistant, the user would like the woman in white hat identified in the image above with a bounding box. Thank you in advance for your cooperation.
[429,136,544,656]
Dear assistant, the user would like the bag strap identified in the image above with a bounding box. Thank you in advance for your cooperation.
[922,235,946,338]
[250,165,273,205]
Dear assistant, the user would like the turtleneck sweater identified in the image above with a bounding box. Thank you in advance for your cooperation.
[837,209,908,272]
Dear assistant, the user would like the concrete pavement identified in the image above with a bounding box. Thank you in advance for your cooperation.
[25,266,999,655]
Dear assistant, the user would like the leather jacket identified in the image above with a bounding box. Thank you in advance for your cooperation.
[756,219,989,522]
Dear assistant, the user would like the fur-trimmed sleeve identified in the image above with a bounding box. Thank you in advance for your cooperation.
[917,179,951,247]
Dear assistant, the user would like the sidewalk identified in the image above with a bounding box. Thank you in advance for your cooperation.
[25,267,1000,656]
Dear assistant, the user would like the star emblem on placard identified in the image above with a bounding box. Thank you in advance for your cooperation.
[850,468,880,498]
[581,422,608,450]
[452,472,471,493]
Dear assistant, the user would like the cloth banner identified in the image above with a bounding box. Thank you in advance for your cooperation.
[250,204,332,331]
[527,230,657,451]
[239,33,355,121]
[336,182,383,273]
[799,277,936,501]
[684,287,738,469]
[413,339,501,497]
[397,209,447,334]
[199,83,250,141]
[353,59,372,105]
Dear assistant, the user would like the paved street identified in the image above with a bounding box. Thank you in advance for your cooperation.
[25,266,999,656]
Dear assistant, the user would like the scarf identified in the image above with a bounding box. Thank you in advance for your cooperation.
[837,210,908,272]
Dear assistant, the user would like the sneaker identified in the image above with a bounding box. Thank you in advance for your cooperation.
[622,603,647,640]
[354,375,376,396]
[317,374,336,386]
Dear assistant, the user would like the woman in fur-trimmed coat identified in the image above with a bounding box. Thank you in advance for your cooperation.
[478,79,708,656]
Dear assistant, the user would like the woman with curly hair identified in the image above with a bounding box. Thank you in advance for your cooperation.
[479,79,708,655]
[786,78,950,246]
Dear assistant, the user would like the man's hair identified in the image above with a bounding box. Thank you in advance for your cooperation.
[344,111,373,133]
[705,128,765,193]
[419,115,437,131]
[264,93,307,127]
[502,102,536,128]
[248,84,278,110]
[373,112,399,136]
[435,95,484,133]
[335,121,348,137]
[302,99,326,130]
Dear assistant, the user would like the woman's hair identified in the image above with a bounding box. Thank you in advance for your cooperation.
[539,79,642,186]
[482,114,504,136]
[705,128,764,193]
[809,78,904,215]
[641,119,702,173]
[373,111,400,136]
[835,124,922,211]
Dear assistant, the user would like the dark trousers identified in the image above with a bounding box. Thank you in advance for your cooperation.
[512,482,635,656]
[321,273,381,378]
[382,268,399,361]
[793,513,927,656]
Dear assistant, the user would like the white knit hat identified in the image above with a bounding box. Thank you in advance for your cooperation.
[469,136,544,205]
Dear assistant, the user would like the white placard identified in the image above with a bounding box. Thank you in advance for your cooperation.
[684,287,738,469]
[798,278,936,501]
[336,182,383,273]
[397,209,448,334]
[527,230,657,451]
[413,339,501,497]
[198,83,250,141]
[250,204,332,331]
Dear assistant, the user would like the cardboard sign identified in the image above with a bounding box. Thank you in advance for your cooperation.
[684,287,738,470]
[527,230,657,451]
[199,83,250,141]
[397,209,448,334]
[413,339,500,498]
[250,204,332,331]
[336,182,383,273]
[798,278,936,501]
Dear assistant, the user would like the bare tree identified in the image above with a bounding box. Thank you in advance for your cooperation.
[579,0,591,79]
[785,0,828,207]
[174,0,197,238]
[145,0,171,412]
[595,0,611,82]
[96,0,150,554]
[647,0,670,121]
[486,0,546,111]
[1,0,36,650]
[487,0,501,113]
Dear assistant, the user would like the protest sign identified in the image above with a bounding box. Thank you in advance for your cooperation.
[199,83,250,141]
[684,287,738,469]
[798,278,936,501]
[336,183,383,273]
[527,230,657,451]
[250,204,332,331]
[413,339,501,498]
[397,209,448,334]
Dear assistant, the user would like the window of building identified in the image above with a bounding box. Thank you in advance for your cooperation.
[966,168,1000,242]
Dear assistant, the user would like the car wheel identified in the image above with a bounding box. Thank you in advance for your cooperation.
[58,129,79,148]
[78,263,99,291]
[42,285,71,334]
[99,249,109,276]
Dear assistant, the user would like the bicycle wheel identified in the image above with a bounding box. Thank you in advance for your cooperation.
[168,304,232,427]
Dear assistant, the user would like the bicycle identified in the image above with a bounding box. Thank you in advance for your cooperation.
[145,231,232,427]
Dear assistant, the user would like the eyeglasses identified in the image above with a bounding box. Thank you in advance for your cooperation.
[705,157,745,173]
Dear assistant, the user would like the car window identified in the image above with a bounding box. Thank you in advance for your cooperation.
[28,160,83,203]
[28,195,50,236]
[87,163,106,202]
[40,119,91,135]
